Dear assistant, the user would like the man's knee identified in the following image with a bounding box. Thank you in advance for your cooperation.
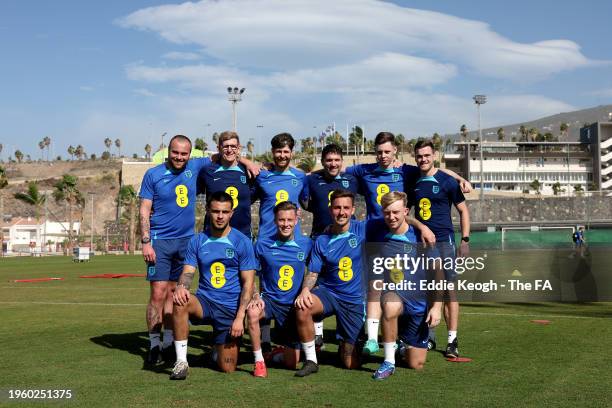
[295,307,312,324]
[247,308,261,327]
[150,284,168,305]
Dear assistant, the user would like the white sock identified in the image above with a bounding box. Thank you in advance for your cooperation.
[175,340,188,363]
[162,329,174,349]
[448,331,457,343]
[262,323,271,343]
[302,340,318,364]
[314,321,324,336]
[253,349,264,363]
[149,332,161,350]
[383,342,396,365]
[367,318,380,341]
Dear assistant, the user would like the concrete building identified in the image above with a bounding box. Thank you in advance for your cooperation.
[445,141,593,195]
[1,217,80,253]
[580,121,612,191]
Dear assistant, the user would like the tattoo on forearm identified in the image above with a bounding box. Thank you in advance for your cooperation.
[140,203,150,237]
[239,284,251,310]
[146,304,161,328]
[178,272,194,290]
[302,272,318,290]
[224,357,235,364]
[342,343,354,359]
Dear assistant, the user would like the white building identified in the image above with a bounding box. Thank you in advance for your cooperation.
[1,217,81,253]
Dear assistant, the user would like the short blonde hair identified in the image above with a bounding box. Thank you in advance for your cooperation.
[380,191,407,209]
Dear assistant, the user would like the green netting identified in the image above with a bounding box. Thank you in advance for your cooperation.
[458,228,612,250]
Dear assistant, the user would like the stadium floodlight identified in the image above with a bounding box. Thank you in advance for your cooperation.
[473,94,487,208]
[227,86,245,132]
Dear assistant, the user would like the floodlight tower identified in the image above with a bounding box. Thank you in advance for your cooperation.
[473,94,487,205]
[227,87,245,132]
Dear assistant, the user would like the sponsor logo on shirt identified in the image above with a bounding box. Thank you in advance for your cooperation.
[240,175,247,184]
[297,251,305,261]
[392,173,400,182]
[341,180,349,188]
[432,185,440,194]
[185,170,192,178]
[348,237,358,248]
[225,248,235,258]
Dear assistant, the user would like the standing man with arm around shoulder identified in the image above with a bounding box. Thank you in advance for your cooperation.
[170,191,257,379]
[139,135,213,367]
[408,139,470,358]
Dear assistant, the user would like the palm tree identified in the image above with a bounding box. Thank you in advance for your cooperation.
[497,127,505,141]
[115,139,122,157]
[298,156,317,173]
[552,182,564,196]
[560,123,569,141]
[38,141,46,160]
[528,128,538,142]
[460,124,468,141]
[395,133,405,159]
[246,140,255,160]
[406,139,416,157]
[14,150,23,163]
[519,125,528,141]
[0,143,3,161]
[117,185,138,255]
[326,131,344,147]
[67,145,76,161]
[43,136,51,161]
[53,174,84,253]
[212,132,220,147]
[14,181,46,221]
[194,138,205,151]
[75,145,85,160]
[529,179,542,195]
[104,138,112,153]
[144,144,152,160]
[431,133,442,152]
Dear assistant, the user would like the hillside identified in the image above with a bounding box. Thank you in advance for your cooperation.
[447,104,612,141]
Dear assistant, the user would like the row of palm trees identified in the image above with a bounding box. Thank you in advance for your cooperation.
[459,123,570,142]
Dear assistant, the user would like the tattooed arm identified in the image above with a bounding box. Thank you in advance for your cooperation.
[294,271,319,310]
[173,265,196,307]
[139,198,155,263]
[231,269,255,338]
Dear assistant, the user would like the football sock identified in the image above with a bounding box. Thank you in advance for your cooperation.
[448,331,457,343]
[262,323,271,343]
[175,340,188,363]
[162,329,174,349]
[149,332,161,350]
[253,349,264,363]
[314,321,324,337]
[367,318,380,341]
[383,342,396,365]
[302,340,318,364]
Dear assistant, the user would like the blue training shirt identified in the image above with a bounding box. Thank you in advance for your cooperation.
[255,168,307,239]
[184,228,258,310]
[139,158,211,239]
[309,220,366,304]
[346,163,419,220]
[407,170,465,243]
[303,171,359,237]
[255,234,312,305]
[197,162,256,238]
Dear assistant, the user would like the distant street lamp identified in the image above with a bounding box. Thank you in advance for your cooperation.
[473,94,487,205]
[256,124,264,154]
[88,192,95,250]
[227,87,245,132]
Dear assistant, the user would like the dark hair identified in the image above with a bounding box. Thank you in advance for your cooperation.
[274,201,298,215]
[374,132,395,146]
[169,134,192,150]
[321,143,343,162]
[206,191,233,208]
[414,139,435,153]
[271,133,295,150]
[329,189,355,206]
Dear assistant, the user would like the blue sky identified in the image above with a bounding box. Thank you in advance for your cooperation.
[1,0,611,159]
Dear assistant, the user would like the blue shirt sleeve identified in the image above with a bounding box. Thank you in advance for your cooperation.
[299,172,309,206]
[308,237,324,274]
[193,157,212,172]
[345,164,363,177]
[238,236,259,271]
[184,235,199,268]
[447,178,466,205]
[402,164,420,185]
[139,169,154,200]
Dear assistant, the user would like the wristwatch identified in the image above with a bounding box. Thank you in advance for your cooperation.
[141,237,151,244]
[461,236,470,243]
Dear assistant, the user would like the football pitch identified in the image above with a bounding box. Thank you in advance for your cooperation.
[1,256,610,407]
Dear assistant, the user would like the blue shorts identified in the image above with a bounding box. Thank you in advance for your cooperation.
[427,242,457,281]
[398,303,429,349]
[192,293,238,345]
[261,294,298,347]
[312,286,365,345]
[146,237,191,282]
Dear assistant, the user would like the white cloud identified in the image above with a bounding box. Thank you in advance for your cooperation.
[133,88,156,97]
[118,0,595,80]
[161,51,201,61]
[586,88,612,98]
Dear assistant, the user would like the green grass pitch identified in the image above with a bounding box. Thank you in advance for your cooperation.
[1,256,610,407]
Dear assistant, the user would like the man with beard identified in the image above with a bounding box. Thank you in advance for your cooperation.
[139,135,213,366]
[170,191,257,380]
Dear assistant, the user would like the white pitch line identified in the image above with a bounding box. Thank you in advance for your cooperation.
[463,311,611,320]
[0,286,144,290]
[0,301,145,307]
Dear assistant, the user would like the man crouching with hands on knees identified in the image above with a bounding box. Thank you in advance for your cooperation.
[170,191,257,380]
